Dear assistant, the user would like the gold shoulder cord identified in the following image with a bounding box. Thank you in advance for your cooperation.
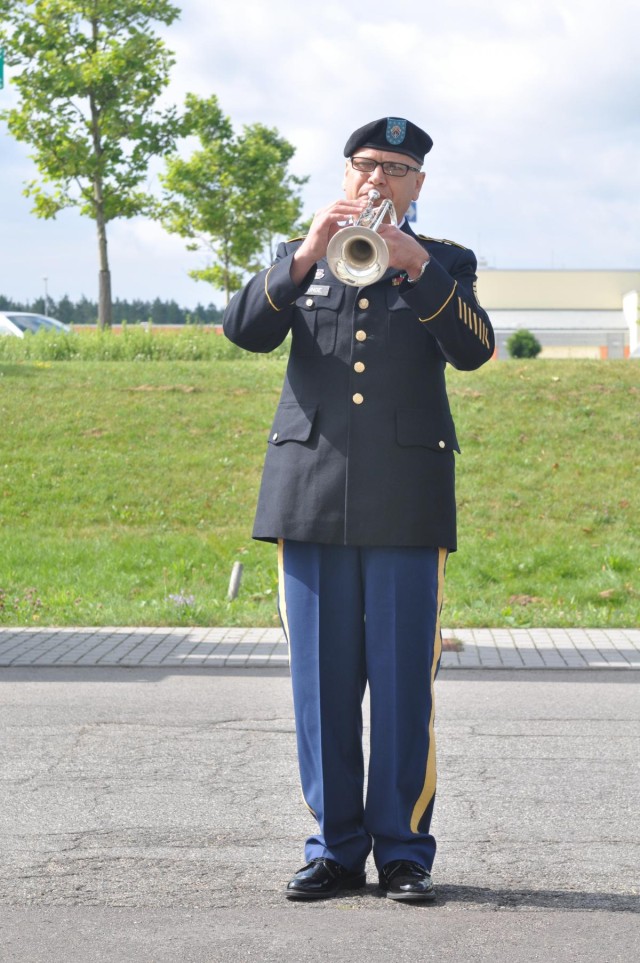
[418,234,467,250]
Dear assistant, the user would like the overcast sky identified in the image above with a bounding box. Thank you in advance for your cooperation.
[1,0,638,309]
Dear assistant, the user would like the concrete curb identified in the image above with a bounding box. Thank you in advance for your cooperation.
[0,626,639,669]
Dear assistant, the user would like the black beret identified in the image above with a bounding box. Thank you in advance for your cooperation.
[343,117,433,164]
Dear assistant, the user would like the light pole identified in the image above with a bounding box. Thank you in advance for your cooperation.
[43,277,49,316]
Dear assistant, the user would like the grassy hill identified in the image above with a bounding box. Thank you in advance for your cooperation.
[0,348,638,628]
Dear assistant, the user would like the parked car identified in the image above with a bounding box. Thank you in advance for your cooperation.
[0,311,72,338]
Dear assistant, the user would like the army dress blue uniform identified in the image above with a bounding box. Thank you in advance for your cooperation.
[223,219,494,879]
[225,111,494,897]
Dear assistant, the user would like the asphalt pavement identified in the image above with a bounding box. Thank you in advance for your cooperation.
[0,629,638,962]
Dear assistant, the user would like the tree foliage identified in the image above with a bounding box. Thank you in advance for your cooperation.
[0,292,223,325]
[0,0,184,327]
[160,94,308,303]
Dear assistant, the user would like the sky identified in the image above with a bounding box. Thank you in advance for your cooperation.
[1,0,639,310]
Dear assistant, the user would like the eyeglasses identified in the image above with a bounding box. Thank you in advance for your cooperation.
[350,156,421,178]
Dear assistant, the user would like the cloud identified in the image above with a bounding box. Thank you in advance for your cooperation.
[0,0,638,305]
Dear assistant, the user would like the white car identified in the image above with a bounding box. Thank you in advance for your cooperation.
[0,311,72,337]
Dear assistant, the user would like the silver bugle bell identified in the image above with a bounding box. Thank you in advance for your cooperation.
[326,190,397,287]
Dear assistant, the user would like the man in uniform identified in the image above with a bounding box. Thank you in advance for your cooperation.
[223,117,494,902]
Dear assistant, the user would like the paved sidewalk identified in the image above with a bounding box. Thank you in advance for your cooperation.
[0,625,638,669]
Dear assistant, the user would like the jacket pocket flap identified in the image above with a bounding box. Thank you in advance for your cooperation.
[268,404,318,445]
[396,408,460,452]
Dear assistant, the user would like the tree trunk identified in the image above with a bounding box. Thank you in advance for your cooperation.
[96,211,112,329]
[223,253,230,305]
[88,20,112,330]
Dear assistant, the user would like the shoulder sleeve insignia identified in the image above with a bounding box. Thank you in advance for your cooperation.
[418,234,467,250]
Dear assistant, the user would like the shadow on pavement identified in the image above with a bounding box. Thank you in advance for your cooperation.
[436,884,639,913]
[355,883,639,912]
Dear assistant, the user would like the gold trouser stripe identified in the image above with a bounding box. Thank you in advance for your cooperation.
[277,538,317,819]
[419,281,457,323]
[410,546,447,834]
[277,538,290,643]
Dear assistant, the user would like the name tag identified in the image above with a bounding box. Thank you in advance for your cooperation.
[306,284,331,296]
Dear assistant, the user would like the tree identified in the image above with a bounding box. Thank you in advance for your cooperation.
[506,329,542,359]
[160,94,308,304]
[0,0,184,328]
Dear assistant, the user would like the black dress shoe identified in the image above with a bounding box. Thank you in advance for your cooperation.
[379,860,436,902]
[286,858,366,900]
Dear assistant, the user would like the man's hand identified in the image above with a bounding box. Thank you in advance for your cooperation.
[290,198,367,286]
[377,224,430,279]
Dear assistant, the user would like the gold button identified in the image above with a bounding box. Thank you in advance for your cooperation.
[305,298,314,307]
[358,298,369,310]
[272,432,279,441]
[352,393,364,405]
[439,440,446,448]
[354,361,365,373]
[355,329,367,342]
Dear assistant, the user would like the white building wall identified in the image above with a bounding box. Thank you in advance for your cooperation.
[477,270,640,310]
[475,270,639,359]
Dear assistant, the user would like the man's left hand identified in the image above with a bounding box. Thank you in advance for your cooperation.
[378,225,430,279]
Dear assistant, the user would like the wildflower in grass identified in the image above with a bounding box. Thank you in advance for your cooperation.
[167,593,196,607]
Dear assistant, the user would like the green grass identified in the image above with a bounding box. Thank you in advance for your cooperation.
[447,360,639,627]
[0,346,638,628]
[0,324,281,363]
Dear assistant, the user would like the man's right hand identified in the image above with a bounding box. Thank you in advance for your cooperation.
[290,199,367,286]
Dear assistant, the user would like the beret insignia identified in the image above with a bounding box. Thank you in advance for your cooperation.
[386,118,407,146]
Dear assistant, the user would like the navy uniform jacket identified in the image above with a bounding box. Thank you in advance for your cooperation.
[223,222,494,551]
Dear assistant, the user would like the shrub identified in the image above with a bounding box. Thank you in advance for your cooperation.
[507,329,542,359]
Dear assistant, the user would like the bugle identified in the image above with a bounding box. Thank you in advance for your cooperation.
[326,190,397,287]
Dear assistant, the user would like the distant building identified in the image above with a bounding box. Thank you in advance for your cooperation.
[476,270,640,359]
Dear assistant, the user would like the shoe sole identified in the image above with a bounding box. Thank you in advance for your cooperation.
[286,876,366,900]
[383,888,436,902]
